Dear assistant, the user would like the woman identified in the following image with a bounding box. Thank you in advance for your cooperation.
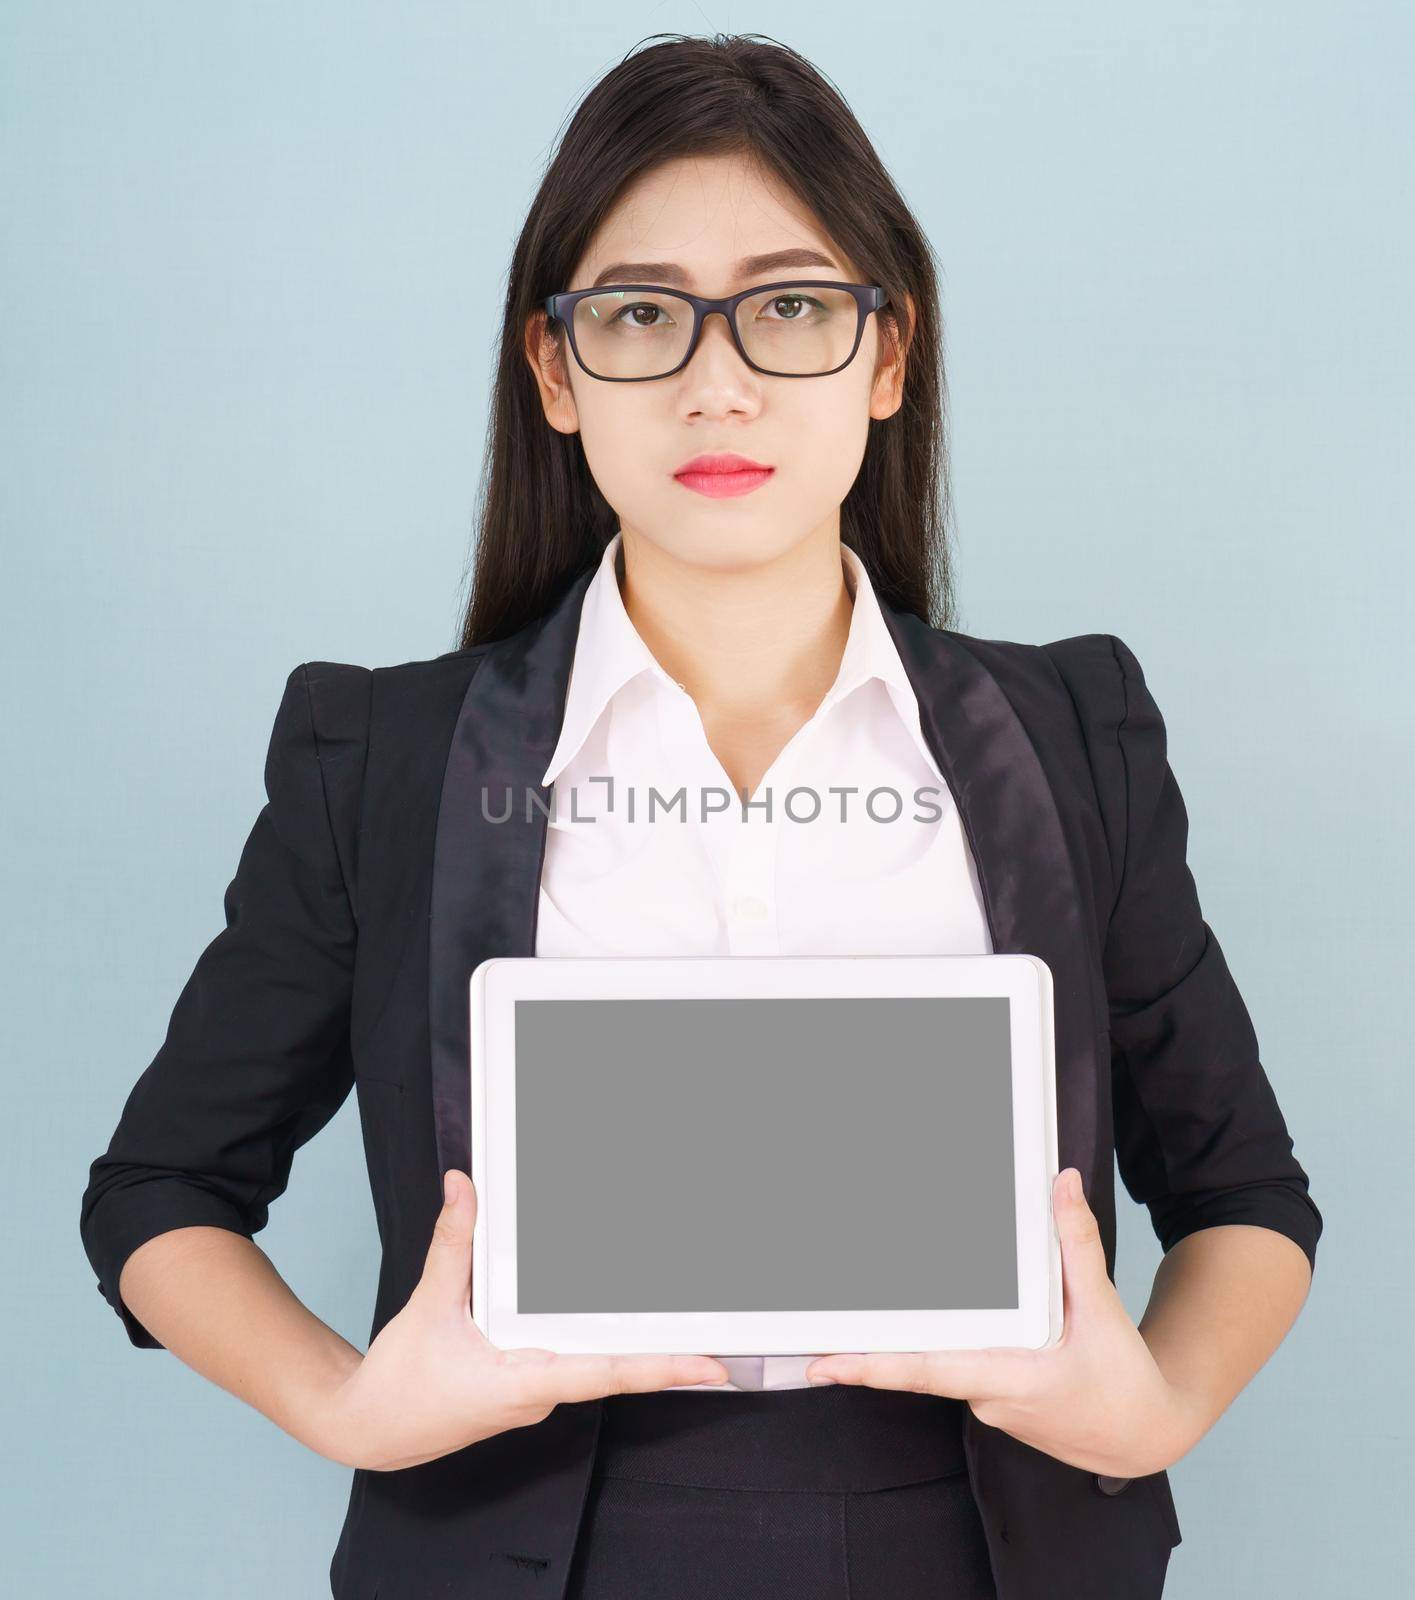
[80,33,1321,1600]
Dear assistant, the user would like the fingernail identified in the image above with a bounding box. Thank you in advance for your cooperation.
[1068,1169,1083,1201]
[443,1172,455,1205]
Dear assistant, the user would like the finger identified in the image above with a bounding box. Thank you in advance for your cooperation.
[805,1345,1030,1401]
[414,1169,477,1309]
[524,1351,732,1406]
[1053,1168,1112,1320]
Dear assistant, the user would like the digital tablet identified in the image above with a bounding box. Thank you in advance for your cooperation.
[468,954,1062,1356]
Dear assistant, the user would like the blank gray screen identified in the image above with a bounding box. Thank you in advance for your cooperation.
[512,996,1017,1313]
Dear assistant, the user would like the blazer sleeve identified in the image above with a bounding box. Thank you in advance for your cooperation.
[79,661,370,1348]
[1053,633,1323,1276]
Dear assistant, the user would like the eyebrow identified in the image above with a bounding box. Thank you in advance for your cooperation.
[587,248,841,290]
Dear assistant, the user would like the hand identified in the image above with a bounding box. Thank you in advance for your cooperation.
[310,1170,732,1471]
[803,1168,1203,1479]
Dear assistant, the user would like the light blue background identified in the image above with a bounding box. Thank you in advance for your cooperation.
[5,3,1410,1595]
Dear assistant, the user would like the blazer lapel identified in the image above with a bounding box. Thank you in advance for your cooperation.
[877,605,1099,1190]
[428,567,595,1185]
[429,569,1100,1207]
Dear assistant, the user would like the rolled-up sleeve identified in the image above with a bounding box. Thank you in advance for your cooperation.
[79,662,365,1347]
[1075,634,1323,1276]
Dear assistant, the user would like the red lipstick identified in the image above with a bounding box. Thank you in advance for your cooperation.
[673,451,775,499]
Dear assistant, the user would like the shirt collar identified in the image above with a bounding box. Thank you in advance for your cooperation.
[540,529,944,787]
[540,532,671,787]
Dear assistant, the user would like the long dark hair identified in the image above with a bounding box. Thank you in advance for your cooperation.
[457,32,956,648]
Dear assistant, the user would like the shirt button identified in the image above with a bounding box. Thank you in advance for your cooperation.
[729,894,769,922]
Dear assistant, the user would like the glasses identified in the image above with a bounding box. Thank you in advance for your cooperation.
[542,279,890,382]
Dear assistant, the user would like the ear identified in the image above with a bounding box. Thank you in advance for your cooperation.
[869,289,915,422]
[523,308,581,436]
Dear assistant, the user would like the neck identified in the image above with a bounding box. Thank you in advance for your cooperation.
[615,524,854,723]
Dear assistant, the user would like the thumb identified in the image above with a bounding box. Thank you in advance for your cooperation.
[1053,1167,1109,1315]
[417,1169,477,1305]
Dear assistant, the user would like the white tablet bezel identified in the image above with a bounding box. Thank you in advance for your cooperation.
[469,955,1061,1355]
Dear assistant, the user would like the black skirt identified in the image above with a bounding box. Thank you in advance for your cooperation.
[565,1383,997,1599]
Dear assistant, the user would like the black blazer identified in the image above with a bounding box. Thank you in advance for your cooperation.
[80,563,1322,1600]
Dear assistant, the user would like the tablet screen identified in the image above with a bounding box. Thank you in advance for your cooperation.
[511,996,1019,1315]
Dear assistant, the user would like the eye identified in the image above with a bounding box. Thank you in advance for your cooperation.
[611,302,675,329]
[760,294,823,321]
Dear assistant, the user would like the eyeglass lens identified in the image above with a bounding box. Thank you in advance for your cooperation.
[569,284,863,378]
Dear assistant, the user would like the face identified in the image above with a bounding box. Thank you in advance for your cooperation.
[525,149,913,577]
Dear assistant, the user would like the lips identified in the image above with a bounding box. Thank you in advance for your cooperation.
[674,452,772,476]
[673,452,775,499]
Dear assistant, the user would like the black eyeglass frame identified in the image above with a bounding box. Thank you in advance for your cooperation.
[541,279,891,381]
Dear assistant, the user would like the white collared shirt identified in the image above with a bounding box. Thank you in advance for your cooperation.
[535,530,992,1390]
